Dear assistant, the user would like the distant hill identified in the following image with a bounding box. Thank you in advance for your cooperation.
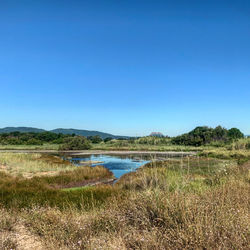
[0,127,128,139]
[0,127,46,133]
[50,128,128,139]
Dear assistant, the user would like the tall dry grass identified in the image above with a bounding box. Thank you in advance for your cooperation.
[0,155,249,249]
[1,170,248,249]
[0,153,75,177]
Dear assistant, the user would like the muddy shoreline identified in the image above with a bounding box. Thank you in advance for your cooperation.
[0,149,196,157]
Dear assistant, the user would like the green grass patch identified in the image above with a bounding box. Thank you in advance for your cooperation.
[0,144,59,150]
[0,172,119,210]
[61,186,92,192]
[117,157,236,193]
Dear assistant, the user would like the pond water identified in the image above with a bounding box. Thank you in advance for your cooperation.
[70,154,150,178]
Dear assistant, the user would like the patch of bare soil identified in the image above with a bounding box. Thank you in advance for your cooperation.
[22,171,59,179]
[0,231,17,249]
[79,160,104,165]
[12,223,46,250]
[242,160,250,170]
[0,164,7,170]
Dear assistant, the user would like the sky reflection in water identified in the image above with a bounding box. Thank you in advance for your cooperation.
[71,154,150,178]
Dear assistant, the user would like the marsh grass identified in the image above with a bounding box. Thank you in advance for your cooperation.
[0,153,116,209]
[0,144,59,150]
[0,153,76,178]
[0,153,249,249]
[1,164,249,249]
[200,149,250,165]
[116,157,235,193]
[0,170,118,209]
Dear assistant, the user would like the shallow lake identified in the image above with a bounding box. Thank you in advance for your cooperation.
[70,154,150,178]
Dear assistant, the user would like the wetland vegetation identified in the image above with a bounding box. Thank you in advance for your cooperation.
[0,126,249,249]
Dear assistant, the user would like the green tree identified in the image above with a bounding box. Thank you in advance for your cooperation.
[227,128,244,140]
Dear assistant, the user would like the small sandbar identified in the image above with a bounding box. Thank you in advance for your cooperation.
[79,160,104,165]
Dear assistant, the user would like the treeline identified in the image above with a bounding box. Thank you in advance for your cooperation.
[0,131,114,145]
[0,126,245,148]
[0,132,112,150]
[0,132,71,145]
[172,126,244,146]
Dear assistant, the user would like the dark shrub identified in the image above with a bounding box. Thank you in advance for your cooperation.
[104,137,113,143]
[87,135,103,143]
[171,126,244,146]
[59,136,91,150]
[26,138,43,145]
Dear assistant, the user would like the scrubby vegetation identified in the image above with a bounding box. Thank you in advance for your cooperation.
[87,135,103,144]
[0,126,247,152]
[88,127,249,158]
[0,131,69,145]
[0,151,249,249]
[0,132,93,150]
[59,136,92,150]
[172,126,244,146]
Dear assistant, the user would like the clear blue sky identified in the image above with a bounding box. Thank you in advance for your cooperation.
[0,0,249,136]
